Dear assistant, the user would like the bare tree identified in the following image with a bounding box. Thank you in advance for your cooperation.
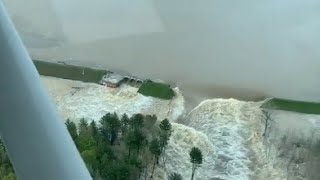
[261,109,273,137]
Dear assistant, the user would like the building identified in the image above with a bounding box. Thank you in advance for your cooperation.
[101,73,124,88]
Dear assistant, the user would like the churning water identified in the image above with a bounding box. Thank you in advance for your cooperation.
[4,0,320,103]
[5,0,320,179]
[42,77,277,179]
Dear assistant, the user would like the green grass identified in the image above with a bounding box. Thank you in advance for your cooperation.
[261,98,320,115]
[33,60,107,83]
[138,80,175,100]
[34,60,174,100]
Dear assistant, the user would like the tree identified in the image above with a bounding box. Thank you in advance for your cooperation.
[65,119,78,141]
[103,161,130,180]
[130,114,144,130]
[77,134,96,152]
[97,145,115,168]
[125,155,143,179]
[100,113,121,145]
[133,130,146,153]
[81,149,98,175]
[76,118,96,152]
[189,147,203,180]
[79,118,88,135]
[168,172,183,180]
[262,109,273,137]
[125,129,146,156]
[89,120,99,141]
[141,149,153,180]
[159,119,173,165]
[120,113,130,136]
[149,138,161,178]
[159,119,172,132]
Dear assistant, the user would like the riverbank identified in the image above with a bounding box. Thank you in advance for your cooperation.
[261,98,320,115]
[34,60,107,83]
[34,60,320,114]
[34,60,175,100]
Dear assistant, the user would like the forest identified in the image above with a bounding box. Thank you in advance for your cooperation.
[0,113,203,180]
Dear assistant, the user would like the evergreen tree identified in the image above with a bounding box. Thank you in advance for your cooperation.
[131,113,144,130]
[159,119,172,132]
[76,119,96,152]
[77,133,96,152]
[120,113,130,136]
[79,118,88,135]
[0,113,182,180]
[89,120,99,141]
[81,148,98,176]
[141,149,153,180]
[159,119,173,165]
[125,129,146,156]
[65,119,78,141]
[100,113,121,145]
[168,172,183,180]
[126,155,143,179]
[149,138,161,178]
[103,161,130,180]
[189,147,203,180]
[125,131,135,158]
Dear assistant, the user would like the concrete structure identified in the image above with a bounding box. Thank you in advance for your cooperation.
[101,72,144,88]
[101,73,124,88]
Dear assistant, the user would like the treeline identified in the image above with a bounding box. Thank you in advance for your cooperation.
[66,113,203,180]
[66,113,173,179]
[0,113,203,180]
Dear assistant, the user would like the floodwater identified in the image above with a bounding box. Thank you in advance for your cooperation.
[3,0,320,103]
[43,76,320,179]
[4,2,320,179]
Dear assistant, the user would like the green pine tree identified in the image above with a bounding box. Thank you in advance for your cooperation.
[79,118,88,135]
[149,138,161,178]
[120,113,130,136]
[168,172,183,180]
[65,119,78,141]
[100,113,121,145]
[159,119,173,165]
[189,147,203,180]
[130,114,144,130]
[89,120,99,141]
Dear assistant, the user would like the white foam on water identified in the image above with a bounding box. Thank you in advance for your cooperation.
[41,76,185,123]
[157,123,214,180]
[186,99,271,180]
[44,76,320,180]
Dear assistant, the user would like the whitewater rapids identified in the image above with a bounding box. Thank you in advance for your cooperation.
[41,76,185,122]
[42,76,320,180]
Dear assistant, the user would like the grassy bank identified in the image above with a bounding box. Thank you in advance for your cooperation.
[261,98,320,115]
[34,60,175,100]
[138,80,175,100]
[33,60,107,83]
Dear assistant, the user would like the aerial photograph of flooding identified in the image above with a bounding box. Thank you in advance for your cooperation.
[1,0,320,179]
